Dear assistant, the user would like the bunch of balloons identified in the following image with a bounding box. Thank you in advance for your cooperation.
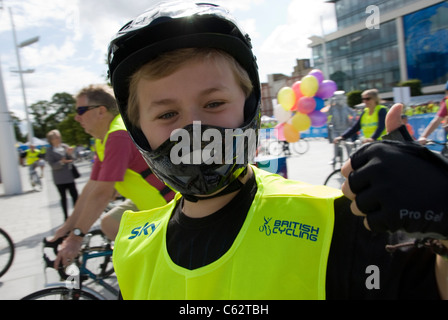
[274,69,337,143]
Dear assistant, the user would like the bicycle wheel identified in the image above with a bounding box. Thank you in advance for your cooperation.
[31,171,42,190]
[21,286,100,300]
[0,228,15,278]
[268,141,282,156]
[290,139,309,155]
[324,169,346,189]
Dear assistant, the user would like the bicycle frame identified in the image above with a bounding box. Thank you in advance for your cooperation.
[76,248,118,297]
[41,234,118,299]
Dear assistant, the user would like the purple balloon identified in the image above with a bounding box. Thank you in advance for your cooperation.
[316,80,337,99]
[308,69,324,84]
[309,110,327,127]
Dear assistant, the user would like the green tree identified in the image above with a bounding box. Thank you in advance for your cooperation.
[28,92,79,139]
[58,113,91,146]
[346,90,362,108]
[397,79,422,96]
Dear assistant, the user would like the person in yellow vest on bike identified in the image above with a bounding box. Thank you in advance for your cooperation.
[25,145,40,167]
[334,89,387,145]
[51,84,175,269]
[26,144,45,179]
[106,2,448,300]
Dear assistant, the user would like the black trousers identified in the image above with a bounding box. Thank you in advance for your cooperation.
[56,182,78,220]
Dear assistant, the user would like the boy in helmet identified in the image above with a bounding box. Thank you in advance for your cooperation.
[108,2,448,300]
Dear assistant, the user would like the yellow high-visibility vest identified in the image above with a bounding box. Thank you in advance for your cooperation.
[113,165,342,300]
[26,149,41,166]
[95,115,168,210]
[360,105,387,139]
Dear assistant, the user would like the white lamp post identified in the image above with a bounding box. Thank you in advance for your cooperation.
[0,58,22,195]
[9,7,39,145]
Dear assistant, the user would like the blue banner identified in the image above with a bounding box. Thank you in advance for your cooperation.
[261,126,328,140]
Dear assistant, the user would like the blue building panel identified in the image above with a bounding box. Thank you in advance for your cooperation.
[403,2,448,86]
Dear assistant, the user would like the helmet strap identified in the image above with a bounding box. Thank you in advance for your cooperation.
[182,168,247,203]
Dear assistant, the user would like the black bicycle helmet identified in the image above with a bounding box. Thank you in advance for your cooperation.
[108,1,261,198]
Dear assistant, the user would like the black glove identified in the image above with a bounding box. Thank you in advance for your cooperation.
[349,139,448,239]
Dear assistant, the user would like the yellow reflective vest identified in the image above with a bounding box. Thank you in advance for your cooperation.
[360,105,387,139]
[26,149,41,166]
[95,115,168,210]
[113,165,343,300]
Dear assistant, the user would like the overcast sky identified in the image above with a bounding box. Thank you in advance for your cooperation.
[0,0,337,125]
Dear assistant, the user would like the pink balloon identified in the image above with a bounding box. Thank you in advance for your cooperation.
[309,110,327,127]
[297,96,316,114]
[316,80,337,99]
[291,81,303,101]
[274,122,286,141]
[308,69,324,84]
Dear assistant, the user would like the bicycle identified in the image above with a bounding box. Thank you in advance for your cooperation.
[324,140,361,189]
[0,228,15,279]
[29,162,42,191]
[21,230,118,300]
[268,139,310,157]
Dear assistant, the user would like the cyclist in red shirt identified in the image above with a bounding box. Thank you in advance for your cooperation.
[418,81,448,144]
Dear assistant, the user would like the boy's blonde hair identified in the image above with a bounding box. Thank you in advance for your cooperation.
[127,48,253,127]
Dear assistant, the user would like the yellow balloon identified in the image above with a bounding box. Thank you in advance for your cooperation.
[291,112,311,132]
[300,75,318,97]
[283,123,300,143]
[277,87,296,111]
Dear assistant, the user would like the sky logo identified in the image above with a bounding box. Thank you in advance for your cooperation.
[128,222,160,240]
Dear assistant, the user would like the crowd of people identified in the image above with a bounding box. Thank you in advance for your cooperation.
[405,102,443,116]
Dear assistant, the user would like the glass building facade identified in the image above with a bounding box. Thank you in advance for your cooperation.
[403,2,448,86]
[313,20,399,92]
[334,0,420,29]
[311,0,448,95]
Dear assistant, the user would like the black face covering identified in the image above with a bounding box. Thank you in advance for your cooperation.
[138,118,259,200]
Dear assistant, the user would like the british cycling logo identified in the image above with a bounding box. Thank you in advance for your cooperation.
[259,217,319,242]
[128,222,161,240]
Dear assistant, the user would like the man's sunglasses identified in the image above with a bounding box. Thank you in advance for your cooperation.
[361,97,372,101]
[76,105,103,115]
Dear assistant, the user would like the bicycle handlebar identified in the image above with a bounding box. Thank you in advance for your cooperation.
[42,237,72,279]
[43,237,64,256]
[426,139,448,146]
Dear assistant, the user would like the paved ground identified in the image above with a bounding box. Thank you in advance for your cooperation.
[0,138,336,300]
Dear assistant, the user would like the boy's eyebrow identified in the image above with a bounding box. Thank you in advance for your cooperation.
[150,86,229,107]
[199,86,228,96]
[150,98,177,108]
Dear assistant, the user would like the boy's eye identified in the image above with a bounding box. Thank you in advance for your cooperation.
[205,101,225,109]
[158,111,177,120]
